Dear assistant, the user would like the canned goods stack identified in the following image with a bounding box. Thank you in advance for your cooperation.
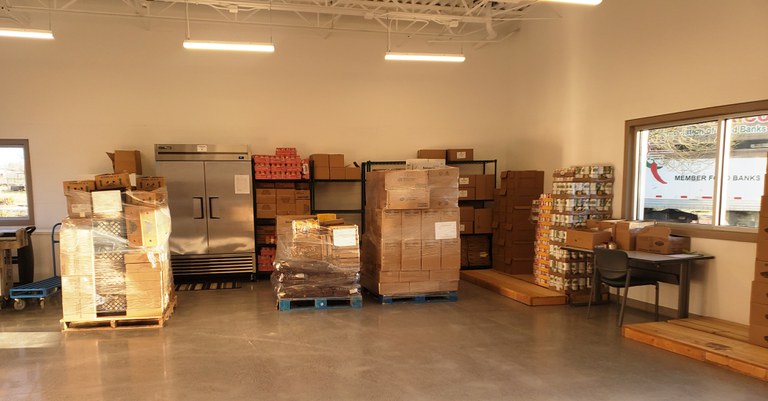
[532,195,552,288]
[547,164,614,303]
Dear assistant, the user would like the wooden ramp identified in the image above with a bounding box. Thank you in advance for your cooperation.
[623,316,768,382]
[460,270,567,306]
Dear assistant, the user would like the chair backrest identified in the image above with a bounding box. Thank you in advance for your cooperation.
[594,248,629,281]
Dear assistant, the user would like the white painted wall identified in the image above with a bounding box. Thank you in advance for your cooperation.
[3,0,766,323]
[505,0,768,323]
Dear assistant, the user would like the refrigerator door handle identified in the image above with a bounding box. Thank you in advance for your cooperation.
[209,197,221,219]
[193,197,205,219]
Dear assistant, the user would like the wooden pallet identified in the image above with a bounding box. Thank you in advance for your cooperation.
[277,295,363,311]
[61,296,177,332]
[373,291,458,305]
[460,270,567,306]
[623,316,768,381]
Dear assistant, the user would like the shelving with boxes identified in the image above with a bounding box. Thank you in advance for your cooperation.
[491,171,544,275]
[543,165,614,303]
[253,148,313,274]
[309,153,363,229]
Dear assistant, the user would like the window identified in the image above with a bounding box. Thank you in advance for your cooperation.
[0,139,34,226]
[624,100,768,241]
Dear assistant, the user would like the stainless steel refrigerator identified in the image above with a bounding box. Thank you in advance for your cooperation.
[155,144,255,276]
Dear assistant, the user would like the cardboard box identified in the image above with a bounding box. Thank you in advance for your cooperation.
[753,281,768,305]
[446,149,474,162]
[749,324,768,348]
[328,154,345,167]
[421,209,440,239]
[365,269,400,284]
[95,173,131,190]
[65,191,93,218]
[565,229,612,250]
[430,270,460,281]
[429,188,459,209]
[126,190,165,207]
[460,206,475,221]
[295,190,310,200]
[439,280,459,292]
[401,210,421,239]
[329,167,347,180]
[440,239,461,269]
[384,170,428,190]
[386,189,430,209]
[125,206,162,248]
[371,282,411,295]
[409,281,441,293]
[295,200,311,214]
[417,149,446,159]
[63,180,96,192]
[635,226,691,254]
[400,271,429,282]
[756,260,768,283]
[459,221,474,234]
[474,208,493,234]
[474,175,496,200]
[504,241,534,260]
[310,154,330,166]
[421,240,441,270]
[508,208,533,228]
[275,188,295,198]
[137,177,166,191]
[380,241,402,271]
[108,150,142,174]
[427,168,459,188]
[256,204,277,219]
[256,189,277,204]
[276,203,296,214]
[750,302,768,328]
[313,166,330,180]
[345,166,361,180]
[458,188,475,201]
[614,220,656,250]
[459,176,475,188]
[401,240,422,271]
[91,190,123,215]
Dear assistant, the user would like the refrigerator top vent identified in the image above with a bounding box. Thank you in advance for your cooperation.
[155,144,249,161]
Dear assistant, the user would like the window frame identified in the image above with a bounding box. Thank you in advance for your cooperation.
[623,100,768,243]
[0,139,35,227]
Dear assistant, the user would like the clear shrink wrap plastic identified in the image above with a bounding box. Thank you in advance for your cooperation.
[361,167,462,296]
[271,218,361,299]
[60,187,173,320]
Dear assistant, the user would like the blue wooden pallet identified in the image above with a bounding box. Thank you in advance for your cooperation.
[376,291,458,305]
[9,276,61,299]
[277,295,363,311]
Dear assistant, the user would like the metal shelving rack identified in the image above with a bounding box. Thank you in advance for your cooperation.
[309,160,364,231]
[447,159,497,270]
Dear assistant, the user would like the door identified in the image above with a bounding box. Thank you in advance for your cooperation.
[156,161,209,255]
[204,161,255,254]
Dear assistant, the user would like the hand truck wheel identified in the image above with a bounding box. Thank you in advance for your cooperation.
[13,299,26,311]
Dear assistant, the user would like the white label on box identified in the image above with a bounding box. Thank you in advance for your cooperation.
[197,144,208,152]
[333,228,358,247]
[459,223,465,232]
[457,151,467,159]
[435,222,457,240]
[459,177,470,185]
[129,173,137,187]
[459,190,468,198]
[91,191,123,214]
[234,175,250,194]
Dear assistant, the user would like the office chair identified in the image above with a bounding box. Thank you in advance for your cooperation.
[587,248,659,327]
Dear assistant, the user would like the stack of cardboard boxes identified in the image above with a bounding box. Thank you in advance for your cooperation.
[491,171,544,275]
[532,194,553,287]
[255,183,311,219]
[271,216,361,299]
[61,155,173,323]
[750,165,768,348]
[253,147,310,180]
[361,168,461,295]
[310,154,361,180]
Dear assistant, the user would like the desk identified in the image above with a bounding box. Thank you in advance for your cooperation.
[563,246,713,318]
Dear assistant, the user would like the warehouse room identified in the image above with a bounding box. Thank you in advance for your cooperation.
[1,0,768,399]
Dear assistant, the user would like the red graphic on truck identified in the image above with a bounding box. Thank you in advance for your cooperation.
[646,159,667,184]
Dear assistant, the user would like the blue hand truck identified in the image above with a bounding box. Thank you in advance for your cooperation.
[9,224,62,310]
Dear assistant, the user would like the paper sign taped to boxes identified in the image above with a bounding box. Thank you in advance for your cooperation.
[435,221,457,240]
[333,228,358,247]
[234,175,250,194]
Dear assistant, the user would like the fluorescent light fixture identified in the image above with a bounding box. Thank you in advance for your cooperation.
[384,52,465,63]
[540,0,603,5]
[0,28,54,40]
[183,40,275,53]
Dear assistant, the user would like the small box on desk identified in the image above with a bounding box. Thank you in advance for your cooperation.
[635,226,691,254]
[565,229,612,250]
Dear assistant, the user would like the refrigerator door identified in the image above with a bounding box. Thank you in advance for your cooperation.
[156,161,209,255]
[204,161,255,254]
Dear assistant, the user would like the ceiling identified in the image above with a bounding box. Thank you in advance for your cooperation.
[1,0,564,44]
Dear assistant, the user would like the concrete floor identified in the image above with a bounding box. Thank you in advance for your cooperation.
[1,280,766,401]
